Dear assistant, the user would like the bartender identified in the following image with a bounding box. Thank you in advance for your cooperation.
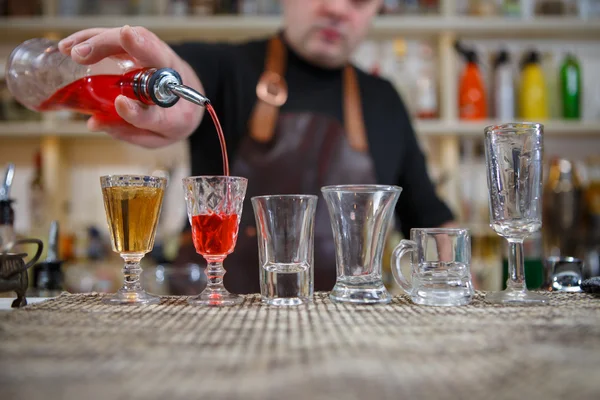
[58,0,455,294]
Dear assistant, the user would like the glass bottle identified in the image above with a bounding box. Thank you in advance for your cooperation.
[29,151,47,229]
[414,42,438,119]
[5,38,191,123]
[519,50,549,120]
[0,163,15,252]
[542,157,584,258]
[582,157,600,278]
[560,53,581,119]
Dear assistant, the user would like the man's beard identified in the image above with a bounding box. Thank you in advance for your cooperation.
[300,25,351,68]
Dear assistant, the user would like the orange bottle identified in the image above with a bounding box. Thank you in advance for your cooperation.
[456,43,487,120]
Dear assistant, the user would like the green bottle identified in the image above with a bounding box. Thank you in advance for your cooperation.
[560,54,581,119]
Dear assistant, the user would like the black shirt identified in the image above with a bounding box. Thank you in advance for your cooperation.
[171,36,453,238]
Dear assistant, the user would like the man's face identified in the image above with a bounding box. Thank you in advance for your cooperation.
[282,0,382,68]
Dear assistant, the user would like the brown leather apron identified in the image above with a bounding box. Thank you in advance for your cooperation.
[222,37,379,294]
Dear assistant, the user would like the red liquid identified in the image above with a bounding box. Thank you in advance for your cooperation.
[191,213,239,259]
[205,103,229,176]
[37,69,148,123]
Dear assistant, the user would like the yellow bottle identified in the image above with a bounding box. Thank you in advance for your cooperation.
[519,50,548,120]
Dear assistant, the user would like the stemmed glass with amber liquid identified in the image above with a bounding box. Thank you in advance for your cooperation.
[101,175,166,305]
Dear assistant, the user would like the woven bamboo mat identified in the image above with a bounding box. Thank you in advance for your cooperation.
[1,291,599,400]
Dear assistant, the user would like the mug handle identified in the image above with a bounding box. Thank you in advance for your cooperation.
[13,238,44,270]
[391,239,417,295]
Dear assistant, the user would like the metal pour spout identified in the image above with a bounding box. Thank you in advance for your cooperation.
[166,83,211,107]
[136,68,211,108]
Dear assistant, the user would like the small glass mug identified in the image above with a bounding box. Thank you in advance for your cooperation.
[391,228,474,306]
[251,195,317,306]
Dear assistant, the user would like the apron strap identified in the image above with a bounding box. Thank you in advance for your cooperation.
[343,65,368,152]
[248,36,368,152]
[248,37,287,143]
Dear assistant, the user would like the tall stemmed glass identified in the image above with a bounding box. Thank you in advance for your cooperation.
[183,176,247,306]
[484,123,548,305]
[101,175,166,305]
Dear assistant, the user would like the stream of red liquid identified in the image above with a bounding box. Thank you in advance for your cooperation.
[205,103,229,176]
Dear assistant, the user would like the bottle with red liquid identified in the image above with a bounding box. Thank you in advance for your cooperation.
[6,38,230,174]
[5,38,211,123]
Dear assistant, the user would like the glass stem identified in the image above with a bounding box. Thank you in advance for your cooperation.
[506,239,526,292]
[122,255,143,292]
[205,260,226,293]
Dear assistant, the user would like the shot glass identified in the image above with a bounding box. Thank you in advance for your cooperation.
[251,195,317,306]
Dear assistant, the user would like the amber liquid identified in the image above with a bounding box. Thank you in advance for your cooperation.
[587,182,600,216]
[102,186,164,254]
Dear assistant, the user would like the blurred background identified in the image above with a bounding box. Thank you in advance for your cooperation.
[0,0,599,296]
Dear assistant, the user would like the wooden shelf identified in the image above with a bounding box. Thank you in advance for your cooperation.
[415,120,600,137]
[0,16,598,42]
[0,121,104,137]
[1,119,598,138]
[374,16,600,39]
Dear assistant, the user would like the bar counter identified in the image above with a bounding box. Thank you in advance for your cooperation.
[1,291,599,400]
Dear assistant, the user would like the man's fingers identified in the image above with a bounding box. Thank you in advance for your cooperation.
[59,25,175,68]
[106,127,178,148]
[86,116,102,132]
[87,117,176,149]
[114,95,190,138]
[68,29,127,65]
[119,25,176,68]
[58,28,110,55]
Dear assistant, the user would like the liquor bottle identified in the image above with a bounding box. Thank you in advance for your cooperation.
[584,156,600,278]
[456,42,487,120]
[542,157,584,258]
[6,38,209,124]
[519,50,549,120]
[560,53,581,119]
[29,150,47,233]
[493,49,515,120]
[0,163,15,251]
[32,221,65,297]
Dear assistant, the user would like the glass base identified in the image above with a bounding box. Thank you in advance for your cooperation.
[486,288,549,305]
[262,296,311,307]
[412,288,473,307]
[102,289,160,305]
[188,288,243,307]
[330,281,391,304]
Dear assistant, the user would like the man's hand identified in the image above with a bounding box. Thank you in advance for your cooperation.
[58,25,204,148]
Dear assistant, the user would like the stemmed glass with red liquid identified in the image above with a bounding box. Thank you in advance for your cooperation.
[183,176,247,306]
